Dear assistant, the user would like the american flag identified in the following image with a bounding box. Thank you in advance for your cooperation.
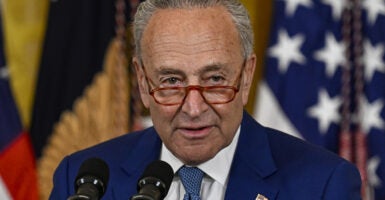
[254,0,385,199]
[0,12,38,200]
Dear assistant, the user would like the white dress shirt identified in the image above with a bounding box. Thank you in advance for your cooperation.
[160,126,241,200]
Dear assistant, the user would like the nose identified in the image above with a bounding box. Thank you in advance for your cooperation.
[181,88,209,118]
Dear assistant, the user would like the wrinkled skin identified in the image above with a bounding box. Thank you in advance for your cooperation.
[134,6,256,165]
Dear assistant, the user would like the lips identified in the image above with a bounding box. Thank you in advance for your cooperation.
[177,125,214,138]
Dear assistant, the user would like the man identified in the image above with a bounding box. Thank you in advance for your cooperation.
[50,0,362,199]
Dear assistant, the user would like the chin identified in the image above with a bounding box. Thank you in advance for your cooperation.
[180,148,218,166]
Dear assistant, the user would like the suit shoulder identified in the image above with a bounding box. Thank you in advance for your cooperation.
[67,127,156,164]
[265,127,349,167]
[265,127,361,198]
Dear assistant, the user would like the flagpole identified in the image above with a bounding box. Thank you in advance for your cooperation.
[340,0,354,163]
[351,0,369,198]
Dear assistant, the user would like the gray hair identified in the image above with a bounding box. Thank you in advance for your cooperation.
[132,0,254,62]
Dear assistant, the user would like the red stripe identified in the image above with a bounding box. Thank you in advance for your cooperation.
[0,132,38,200]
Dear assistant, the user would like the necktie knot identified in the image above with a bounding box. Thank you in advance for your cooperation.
[178,166,204,200]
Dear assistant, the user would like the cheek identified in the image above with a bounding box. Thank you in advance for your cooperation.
[149,103,177,117]
[218,93,244,113]
[214,97,243,130]
[149,102,178,130]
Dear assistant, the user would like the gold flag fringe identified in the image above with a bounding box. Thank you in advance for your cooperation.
[37,38,129,199]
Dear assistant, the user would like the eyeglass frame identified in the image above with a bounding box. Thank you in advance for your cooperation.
[140,60,246,106]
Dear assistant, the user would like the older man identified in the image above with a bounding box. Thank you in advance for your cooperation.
[50,0,362,199]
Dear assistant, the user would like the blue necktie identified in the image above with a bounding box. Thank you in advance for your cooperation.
[178,166,204,200]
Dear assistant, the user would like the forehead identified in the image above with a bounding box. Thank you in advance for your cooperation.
[140,6,243,72]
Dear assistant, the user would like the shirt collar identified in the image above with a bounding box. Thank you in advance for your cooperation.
[160,126,241,186]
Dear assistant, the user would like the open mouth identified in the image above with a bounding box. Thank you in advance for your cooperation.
[186,127,207,131]
[179,126,213,137]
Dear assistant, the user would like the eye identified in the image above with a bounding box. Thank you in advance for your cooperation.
[202,74,227,86]
[166,77,178,84]
[210,75,225,82]
[160,77,183,87]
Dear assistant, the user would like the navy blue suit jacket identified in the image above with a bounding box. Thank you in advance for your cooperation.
[50,112,361,199]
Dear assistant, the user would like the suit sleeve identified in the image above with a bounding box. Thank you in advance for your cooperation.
[49,156,72,200]
[322,160,362,200]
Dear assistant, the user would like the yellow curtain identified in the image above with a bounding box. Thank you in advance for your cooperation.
[240,0,273,114]
[2,0,49,128]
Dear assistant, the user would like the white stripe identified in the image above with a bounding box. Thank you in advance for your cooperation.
[253,81,303,139]
[0,176,13,200]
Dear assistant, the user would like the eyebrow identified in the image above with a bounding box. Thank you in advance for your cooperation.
[155,67,185,76]
[156,63,230,74]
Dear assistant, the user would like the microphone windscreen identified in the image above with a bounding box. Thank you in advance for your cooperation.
[140,160,174,193]
[76,157,110,188]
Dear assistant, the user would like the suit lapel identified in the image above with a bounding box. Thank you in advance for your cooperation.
[112,128,162,199]
[109,112,279,199]
[225,112,279,200]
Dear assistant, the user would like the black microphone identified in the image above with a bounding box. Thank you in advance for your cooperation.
[130,160,174,200]
[67,157,110,200]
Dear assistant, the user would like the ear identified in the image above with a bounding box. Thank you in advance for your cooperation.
[133,56,150,108]
[241,54,257,106]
